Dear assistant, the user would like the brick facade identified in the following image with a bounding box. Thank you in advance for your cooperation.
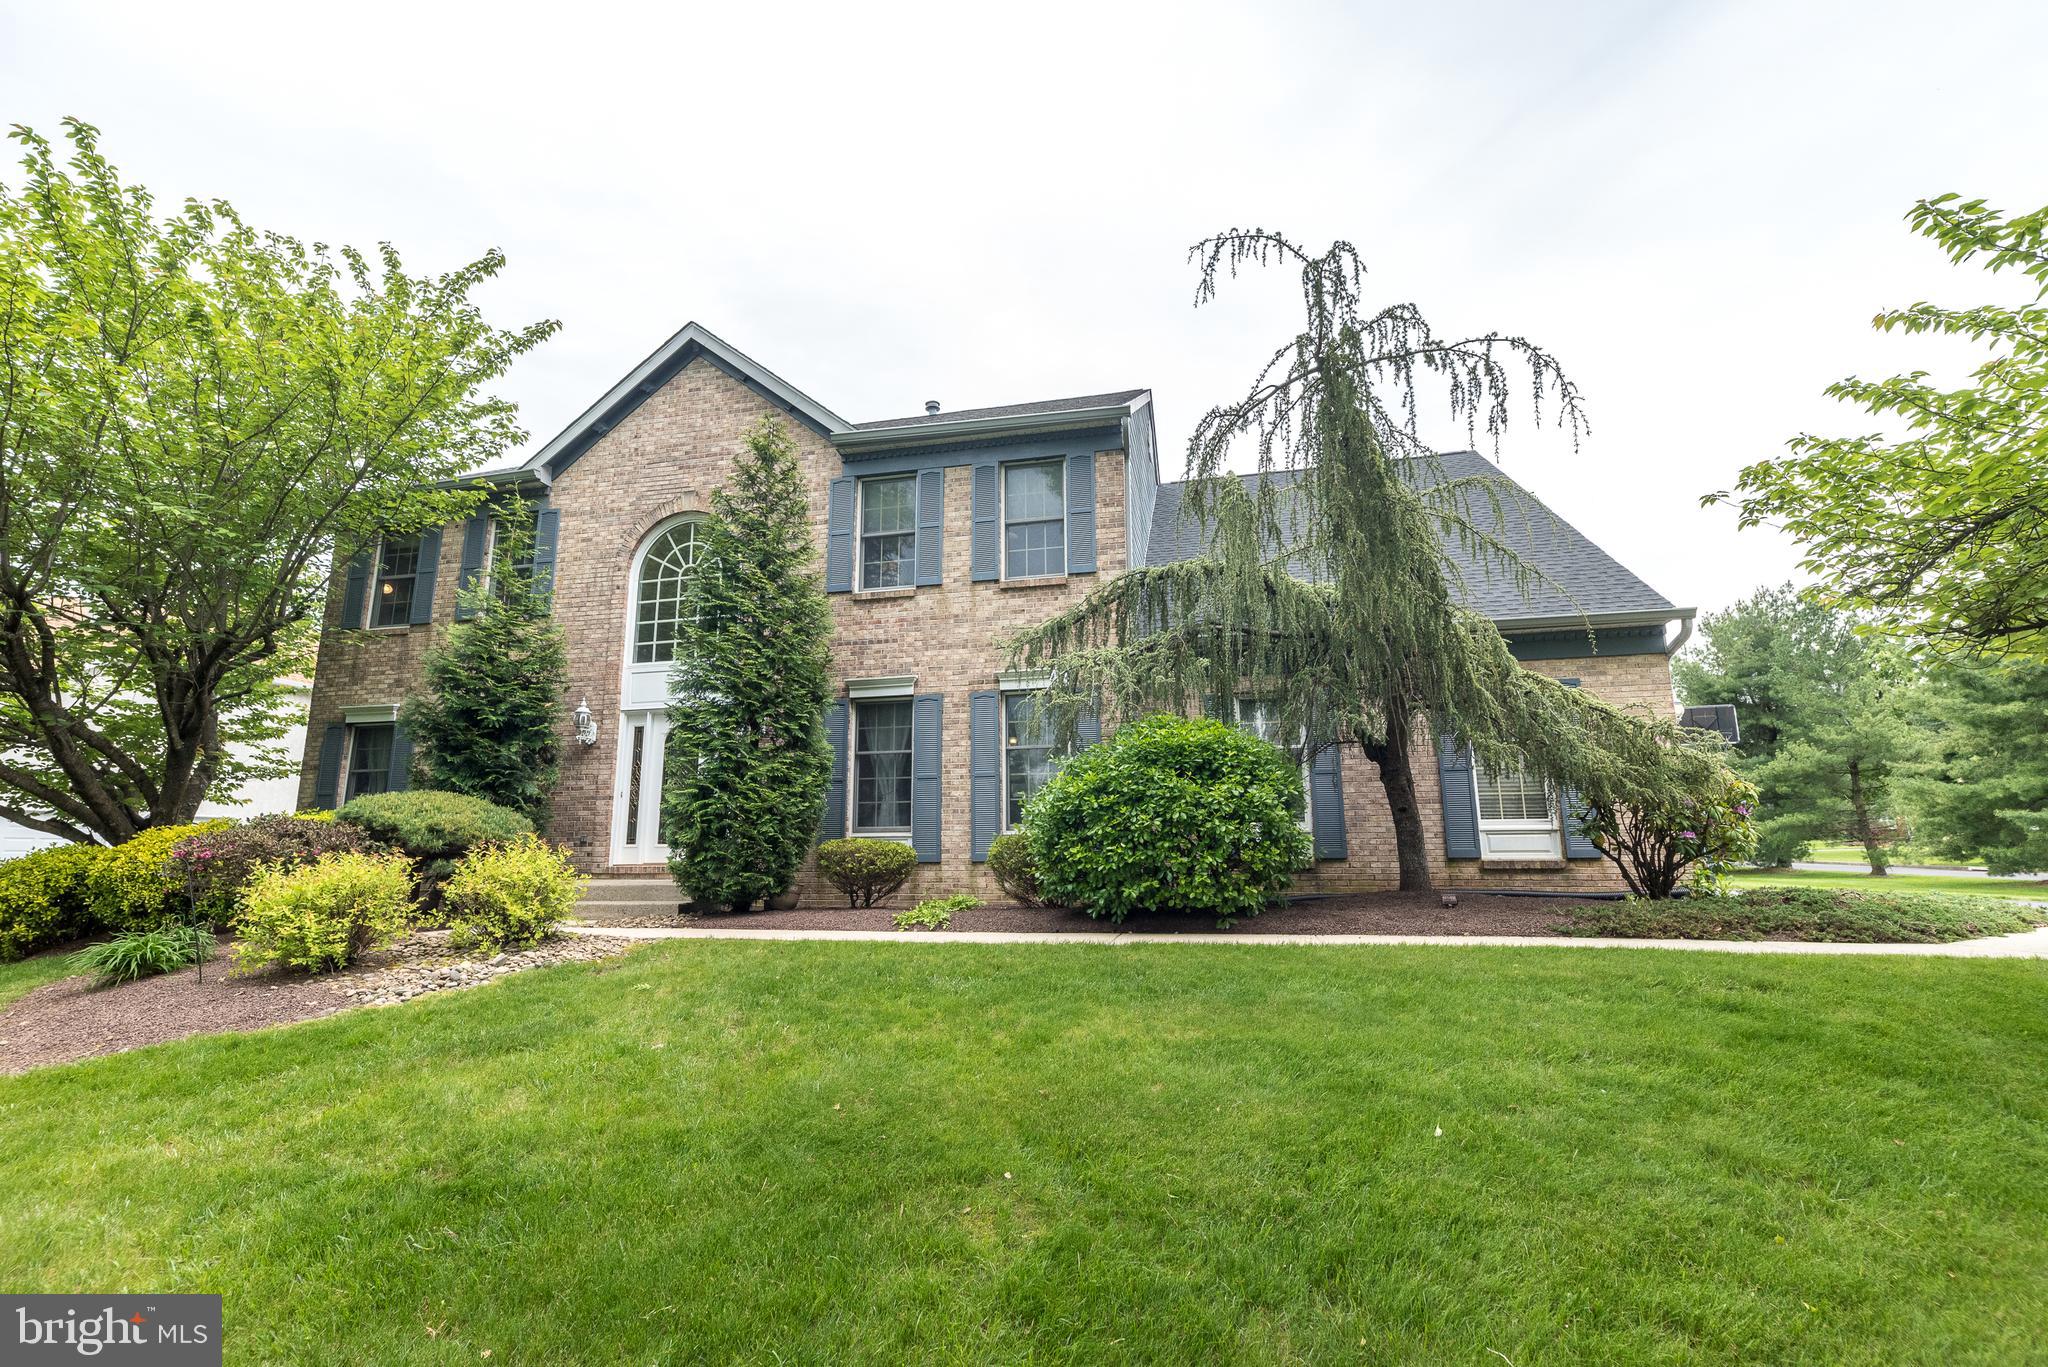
[299,345,1683,900]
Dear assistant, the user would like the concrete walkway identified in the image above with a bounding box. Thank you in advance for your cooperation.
[562,922,2048,959]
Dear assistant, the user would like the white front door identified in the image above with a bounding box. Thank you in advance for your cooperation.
[612,710,670,865]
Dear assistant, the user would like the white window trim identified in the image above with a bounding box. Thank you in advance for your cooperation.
[340,703,400,724]
[625,516,706,669]
[848,696,916,839]
[845,675,916,701]
[1470,756,1563,860]
[999,458,1067,581]
[855,473,919,592]
[369,534,422,629]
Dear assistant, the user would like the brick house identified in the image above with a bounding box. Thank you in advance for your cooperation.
[298,323,1693,898]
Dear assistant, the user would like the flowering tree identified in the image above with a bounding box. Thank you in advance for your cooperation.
[1577,738,1759,899]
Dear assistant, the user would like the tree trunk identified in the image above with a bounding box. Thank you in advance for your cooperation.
[1847,758,1886,876]
[1367,697,1433,892]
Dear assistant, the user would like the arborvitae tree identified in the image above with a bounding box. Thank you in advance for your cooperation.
[662,418,833,912]
[400,506,570,828]
[1014,230,1717,891]
[1910,656,2048,874]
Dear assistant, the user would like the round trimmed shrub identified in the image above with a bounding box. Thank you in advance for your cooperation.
[171,815,387,926]
[85,820,233,932]
[1025,713,1312,926]
[336,790,533,902]
[232,850,415,974]
[815,838,916,908]
[442,833,586,953]
[987,833,1044,907]
[0,843,106,961]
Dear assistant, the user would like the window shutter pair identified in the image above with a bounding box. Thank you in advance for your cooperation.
[827,471,948,593]
[968,693,1104,862]
[967,455,1100,581]
[338,525,452,627]
[815,695,942,863]
[1557,680,1600,859]
[308,721,412,812]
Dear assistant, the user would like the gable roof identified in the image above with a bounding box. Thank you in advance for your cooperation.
[1146,450,1686,630]
[519,322,853,483]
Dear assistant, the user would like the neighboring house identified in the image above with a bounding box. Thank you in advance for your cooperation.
[297,323,1693,897]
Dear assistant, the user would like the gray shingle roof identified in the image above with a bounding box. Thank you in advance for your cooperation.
[1145,450,1680,626]
[855,390,1148,431]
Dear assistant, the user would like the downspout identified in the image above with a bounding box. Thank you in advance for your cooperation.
[1665,615,1695,655]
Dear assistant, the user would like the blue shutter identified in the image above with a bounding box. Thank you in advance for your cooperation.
[530,503,560,608]
[339,552,371,629]
[1437,732,1480,860]
[1557,679,1601,858]
[825,477,855,593]
[1310,744,1348,860]
[970,463,999,582]
[1076,704,1101,748]
[387,723,415,793]
[970,690,1000,859]
[818,700,848,842]
[312,723,345,809]
[454,514,489,620]
[1065,452,1097,574]
[911,693,943,863]
[914,468,945,587]
[408,528,442,626]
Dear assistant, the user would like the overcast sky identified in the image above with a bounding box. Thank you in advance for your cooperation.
[5,0,2043,616]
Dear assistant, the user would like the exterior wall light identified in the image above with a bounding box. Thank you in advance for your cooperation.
[573,697,599,747]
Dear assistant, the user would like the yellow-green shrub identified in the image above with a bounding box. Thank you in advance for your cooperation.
[441,833,586,953]
[0,843,106,961]
[86,821,233,931]
[233,851,415,973]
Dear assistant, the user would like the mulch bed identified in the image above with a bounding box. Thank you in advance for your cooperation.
[0,931,636,1076]
[582,889,1617,937]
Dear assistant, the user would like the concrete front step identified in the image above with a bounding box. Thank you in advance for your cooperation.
[579,878,680,905]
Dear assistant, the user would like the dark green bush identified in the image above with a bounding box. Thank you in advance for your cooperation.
[85,821,233,932]
[0,843,105,961]
[987,833,1045,907]
[1025,713,1311,927]
[815,838,916,908]
[171,815,387,926]
[336,791,532,902]
[69,924,212,987]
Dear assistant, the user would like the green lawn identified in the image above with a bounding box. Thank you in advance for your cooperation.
[1732,867,2048,901]
[3,941,2045,1364]
[0,947,84,1009]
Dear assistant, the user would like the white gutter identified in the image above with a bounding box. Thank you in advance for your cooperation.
[833,398,1145,453]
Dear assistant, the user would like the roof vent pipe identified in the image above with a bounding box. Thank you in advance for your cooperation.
[925,400,940,415]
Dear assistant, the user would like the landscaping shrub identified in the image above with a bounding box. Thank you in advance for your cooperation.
[816,838,916,908]
[69,924,212,987]
[441,833,586,953]
[85,820,233,932]
[171,815,387,926]
[233,851,415,973]
[336,790,532,899]
[1026,713,1310,927]
[894,894,978,931]
[1566,886,2048,944]
[987,833,1045,906]
[0,843,105,961]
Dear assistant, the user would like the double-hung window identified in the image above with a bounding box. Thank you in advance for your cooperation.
[345,722,395,801]
[852,698,915,835]
[1002,460,1065,578]
[1228,697,1313,831]
[858,475,917,590]
[1471,757,1561,859]
[1002,691,1064,830]
[371,535,422,627]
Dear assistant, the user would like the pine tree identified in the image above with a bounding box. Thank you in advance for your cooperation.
[1911,657,2048,874]
[1013,230,1717,891]
[661,418,834,912]
[401,505,570,828]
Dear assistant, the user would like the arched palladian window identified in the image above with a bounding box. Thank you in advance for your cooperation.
[631,520,705,664]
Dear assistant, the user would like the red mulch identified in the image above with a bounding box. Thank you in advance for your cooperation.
[643,889,1616,937]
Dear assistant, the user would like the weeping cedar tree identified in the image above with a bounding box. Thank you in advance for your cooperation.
[661,419,833,912]
[1013,229,1724,891]
[399,506,569,828]
[0,120,555,843]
